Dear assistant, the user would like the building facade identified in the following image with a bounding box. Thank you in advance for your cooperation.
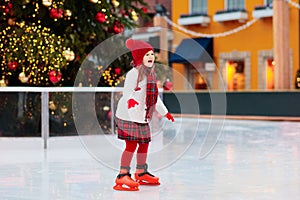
[170,0,299,90]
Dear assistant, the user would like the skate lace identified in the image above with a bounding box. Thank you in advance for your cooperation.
[117,173,132,179]
[137,171,154,177]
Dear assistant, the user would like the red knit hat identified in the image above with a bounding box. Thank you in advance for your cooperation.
[126,39,153,67]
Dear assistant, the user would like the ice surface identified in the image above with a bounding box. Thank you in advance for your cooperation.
[0,118,299,200]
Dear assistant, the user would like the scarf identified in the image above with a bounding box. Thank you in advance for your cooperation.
[145,69,158,122]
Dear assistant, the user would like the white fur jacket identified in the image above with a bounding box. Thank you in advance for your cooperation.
[115,67,168,123]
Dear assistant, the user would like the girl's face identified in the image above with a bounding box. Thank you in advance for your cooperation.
[143,50,155,68]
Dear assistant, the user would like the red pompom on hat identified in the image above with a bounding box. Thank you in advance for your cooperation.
[126,39,153,67]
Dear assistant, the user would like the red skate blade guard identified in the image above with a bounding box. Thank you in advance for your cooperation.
[138,181,160,186]
[113,184,139,191]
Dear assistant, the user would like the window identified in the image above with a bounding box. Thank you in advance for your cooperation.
[265,0,273,6]
[265,58,274,90]
[190,0,207,14]
[184,63,208,90]
[226,0,245,10]
[225,60,245,90]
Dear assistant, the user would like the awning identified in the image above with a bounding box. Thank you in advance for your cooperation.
[169,37,213,63]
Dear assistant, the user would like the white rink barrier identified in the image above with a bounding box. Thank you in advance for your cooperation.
[0,87,122,149]
[0,87,163,149]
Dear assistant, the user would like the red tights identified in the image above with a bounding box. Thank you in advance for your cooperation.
[120,140,149,167]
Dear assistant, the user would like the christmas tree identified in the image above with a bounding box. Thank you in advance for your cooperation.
[0,0,150,136]
[0,0,149,86]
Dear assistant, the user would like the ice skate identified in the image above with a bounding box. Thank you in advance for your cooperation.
[113,173,139,191]
[135,164,160,185]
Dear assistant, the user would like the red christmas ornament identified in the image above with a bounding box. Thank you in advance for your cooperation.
[95,12,106,23]
[122,10,129,17]
[49,9,56,18]
[38,64,44,69]
[114,67,121,75]
[113,21,124,34]
[107,111,112,119]
[49,70,62,84]
[163,80,173,91]
[7,61,18,70]
[50,8,63,19]
[7,3,13,9]
[141,7,147,13]
[4,7,10,13]
[3,3,11,13]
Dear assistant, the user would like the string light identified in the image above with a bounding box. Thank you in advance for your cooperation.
[163,16,258,38]
[0,21,68,85]
[101,67,124,86]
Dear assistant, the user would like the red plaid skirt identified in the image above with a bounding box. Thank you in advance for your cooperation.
[115,118,151,143]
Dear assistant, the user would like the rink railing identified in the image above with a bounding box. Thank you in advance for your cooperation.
[0,87,164,149]
[0,87,125,149]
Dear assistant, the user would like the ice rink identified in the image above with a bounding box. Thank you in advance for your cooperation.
[0,117,300,200]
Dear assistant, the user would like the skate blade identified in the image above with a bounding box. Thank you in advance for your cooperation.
[138,181,160,186]
[113,184,139,191]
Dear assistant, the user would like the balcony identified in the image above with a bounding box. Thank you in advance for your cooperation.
[178,13,210,26]
[213,9,248,23]
[252,5,273,18]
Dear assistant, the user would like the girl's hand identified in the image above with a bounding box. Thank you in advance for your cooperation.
[165,112,174,122]
[127,99,139,109]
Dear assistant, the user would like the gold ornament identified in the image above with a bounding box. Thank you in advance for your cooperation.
[18,72,29,83]
[8,18,16,26]
[60,105,68,113]
[89,0,98,3]
[131,10,138,21]
[49,101,57,110]
[64,9,72,17]
[42,0,52,7]
[103,106,110,111]
[63,49,75,61]
[111,0,120,7]
[0,77,7,87]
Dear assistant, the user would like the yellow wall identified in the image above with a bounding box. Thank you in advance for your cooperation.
[171,0,299,90]
[172,63,185,90]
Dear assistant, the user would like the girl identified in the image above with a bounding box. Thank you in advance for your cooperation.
[113,39,174,191]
